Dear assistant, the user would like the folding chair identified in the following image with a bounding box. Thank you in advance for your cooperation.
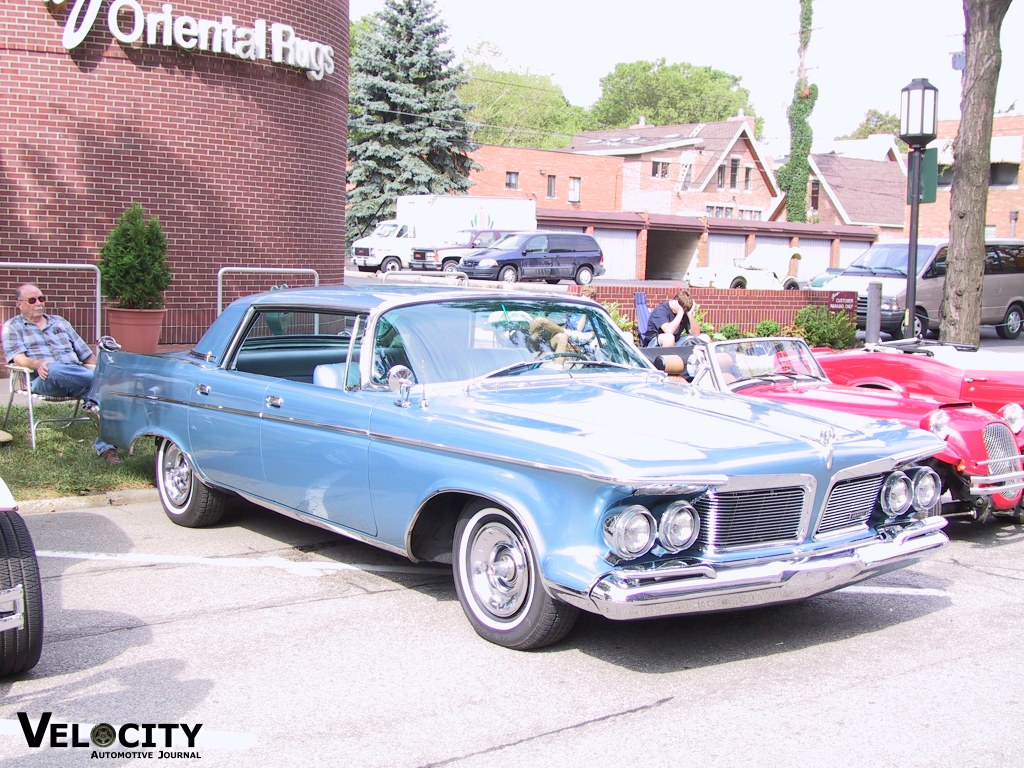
[2,364,93,450]
[634,291,651,342]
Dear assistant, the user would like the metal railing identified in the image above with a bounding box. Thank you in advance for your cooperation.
[0,262,102,342]
[216,267,320,314]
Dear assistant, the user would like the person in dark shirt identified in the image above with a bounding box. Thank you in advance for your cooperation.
[644,290,701,347]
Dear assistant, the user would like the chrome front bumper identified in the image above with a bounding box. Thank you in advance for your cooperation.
[554,517,948,621]
[0,583,26,633]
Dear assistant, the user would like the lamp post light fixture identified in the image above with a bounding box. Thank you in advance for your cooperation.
[899,77,938,339]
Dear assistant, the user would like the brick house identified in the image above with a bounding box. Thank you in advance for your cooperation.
[466,117,876,283]
[926,112,1024,239]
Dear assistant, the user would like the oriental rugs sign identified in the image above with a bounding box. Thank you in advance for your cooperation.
[44,0,336,81]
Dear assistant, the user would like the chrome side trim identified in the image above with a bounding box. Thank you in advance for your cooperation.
[113,389,728,492]
[560,517,948,620]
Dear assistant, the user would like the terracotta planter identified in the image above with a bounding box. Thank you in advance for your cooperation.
[106,307,167,353]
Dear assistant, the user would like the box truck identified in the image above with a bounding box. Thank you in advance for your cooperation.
[350,195,537,273]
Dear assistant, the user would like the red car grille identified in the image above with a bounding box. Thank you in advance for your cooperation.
[983,422,1022,501]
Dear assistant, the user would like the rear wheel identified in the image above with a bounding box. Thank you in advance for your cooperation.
[783,279,800,290]
[996,303,1023,339]
[574,266,594,285]
[0,509,43,677]
[453,501,577,650]
[498,265,518,283]
[156,438,226,527]
[730,278,747,289]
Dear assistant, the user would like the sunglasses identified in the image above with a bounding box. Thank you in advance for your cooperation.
[21,296,45,304]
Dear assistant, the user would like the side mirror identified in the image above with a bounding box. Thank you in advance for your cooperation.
[387,365,416,407]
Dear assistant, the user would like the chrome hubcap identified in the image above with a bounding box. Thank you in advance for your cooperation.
[162,445,191,508]
[468,522,528,618]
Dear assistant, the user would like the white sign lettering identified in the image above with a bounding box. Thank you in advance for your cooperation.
[44,0,335,81]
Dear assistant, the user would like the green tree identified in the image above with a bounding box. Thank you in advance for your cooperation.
[586,59,760,132]
[460,60,586,149]
[777,0,817,223]
[942,0,1015,345]
[838,109,902,140]
[347,0,477,240]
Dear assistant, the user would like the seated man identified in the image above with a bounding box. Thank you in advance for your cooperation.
[643,290,701,347]
[2,284,120,464]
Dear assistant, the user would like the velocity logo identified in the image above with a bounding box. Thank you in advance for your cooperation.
[17,712,202,759]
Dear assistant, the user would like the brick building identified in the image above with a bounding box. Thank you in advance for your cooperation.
[0,0,347,344]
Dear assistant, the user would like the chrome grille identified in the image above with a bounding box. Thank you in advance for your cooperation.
[693,487,804,549]
[983,422,1022,501]
[856,296,868,316]
[817,475,884,536]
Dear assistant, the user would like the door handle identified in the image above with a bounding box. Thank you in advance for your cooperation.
[196,384,211,396]
[265,395,284,408]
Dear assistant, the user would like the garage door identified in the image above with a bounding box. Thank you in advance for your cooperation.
[593,229,637,280]
[793,238,831,281]
[707,234,747,271]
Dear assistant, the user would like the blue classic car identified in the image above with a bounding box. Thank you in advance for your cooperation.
[92,286,949,649]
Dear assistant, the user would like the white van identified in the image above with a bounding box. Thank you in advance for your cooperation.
[826,238,1024,338]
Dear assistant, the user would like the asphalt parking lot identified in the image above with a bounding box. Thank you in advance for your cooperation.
[3,498,1024,767]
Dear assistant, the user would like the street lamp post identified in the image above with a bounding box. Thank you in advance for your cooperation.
[899,78,938,339]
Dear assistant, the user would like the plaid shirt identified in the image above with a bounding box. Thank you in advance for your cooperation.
[2,313,93,366]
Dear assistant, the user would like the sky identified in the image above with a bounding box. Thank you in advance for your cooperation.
[348,0,1024,156]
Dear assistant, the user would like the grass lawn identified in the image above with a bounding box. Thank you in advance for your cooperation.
[0,401,156,500]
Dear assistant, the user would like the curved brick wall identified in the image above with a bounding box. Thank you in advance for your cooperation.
[0,1,347,343]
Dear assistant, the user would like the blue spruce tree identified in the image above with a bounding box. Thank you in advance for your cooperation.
[347,0,477,241]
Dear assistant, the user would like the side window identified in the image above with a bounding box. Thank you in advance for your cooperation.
[548,235,571,253]
[524,236,548,254]
[924,248,947,279]
[984,246,1003,275]
[370,316,413,386]
[1007,246,1024,274]
[477,231,498,247]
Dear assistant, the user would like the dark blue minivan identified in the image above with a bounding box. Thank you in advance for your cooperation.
[459,231,605,285]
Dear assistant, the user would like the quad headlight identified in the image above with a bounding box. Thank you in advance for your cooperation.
[880,471,913,517]
[604,505,656,559]
[658,501,700,552]
[908,466,942,511]
[880,467,942,519]
[1000,403,1024,434]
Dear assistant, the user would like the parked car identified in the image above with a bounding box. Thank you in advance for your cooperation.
[815,338,1024,426]
[409,229,509,273]
[674,336,1024,523]
[91,287,949,649]
[686,247,803,290]
[458,231,605,285]
[825,238,1024,338]
[806,267,846,288]
[1,477,43,677]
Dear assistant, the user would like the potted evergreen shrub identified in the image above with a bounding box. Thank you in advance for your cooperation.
[99,203,173,353]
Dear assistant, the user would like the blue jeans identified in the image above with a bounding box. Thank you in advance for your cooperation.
[31,363,115,455]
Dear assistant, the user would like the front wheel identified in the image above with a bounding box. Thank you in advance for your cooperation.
[996,303,1023,339]
[156,438,226,527]
[442,260,460,274]
[453,502,578,650]
[899,308,927,339]
[498,265,518,283]
[730,278,747,289]
[0,509,43,677]
[380,257,402,274]
[574,266,594,285]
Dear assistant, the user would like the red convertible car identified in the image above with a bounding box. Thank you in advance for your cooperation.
[815,339,1024,426]
[668,337,1024,524]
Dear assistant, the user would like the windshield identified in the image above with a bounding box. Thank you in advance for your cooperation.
[371,222,401,237]
[844,243,938,277]
[488,233,532,251]
[711,338,825,386]
[371,298,651,384]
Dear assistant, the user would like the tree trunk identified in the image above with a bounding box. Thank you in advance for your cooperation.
[943,0,1013,344]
